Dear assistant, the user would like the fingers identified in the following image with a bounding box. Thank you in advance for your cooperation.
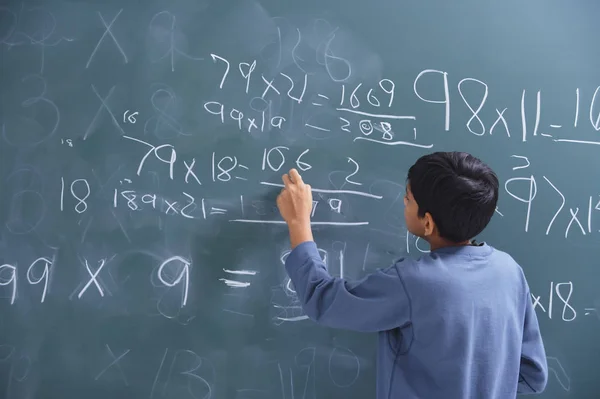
[305,184,312,198]
[282,173,292,187]
[282,169,303,188]
[289,168,302,183]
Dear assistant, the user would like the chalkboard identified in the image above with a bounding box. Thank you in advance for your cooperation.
[0,0,599,397]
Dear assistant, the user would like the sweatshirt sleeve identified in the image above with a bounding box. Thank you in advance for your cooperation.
[284,241,412,333]
[517,285,549,394]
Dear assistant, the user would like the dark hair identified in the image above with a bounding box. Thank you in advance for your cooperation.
[407,151,499,243]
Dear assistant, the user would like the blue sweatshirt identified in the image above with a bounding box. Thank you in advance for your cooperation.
[285,241,548,399]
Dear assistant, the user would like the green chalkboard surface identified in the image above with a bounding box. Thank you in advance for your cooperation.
[0,0,599,397]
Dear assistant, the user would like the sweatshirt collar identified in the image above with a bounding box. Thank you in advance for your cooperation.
[430,241,492,257]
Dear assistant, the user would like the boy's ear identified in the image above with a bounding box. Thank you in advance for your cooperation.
[423,212,436,237]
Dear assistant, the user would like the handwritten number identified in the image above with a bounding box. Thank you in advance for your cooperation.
[27,257,52,303]
[61,178,91,213]
[210,54,230,89]
[296,149,312,171]
[366,89,380,107]
[350,83,361,108]
[322,33,352,82]
[458,78,488,136]
[0,265,17,305]
[158,256,190,308]
[345,157,362,186]
[262,147,288,172]
[379,79,395,107]
[71,179,90,214]
[555,282,577,322]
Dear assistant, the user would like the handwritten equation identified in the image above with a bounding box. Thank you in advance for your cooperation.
[58,139,380,227]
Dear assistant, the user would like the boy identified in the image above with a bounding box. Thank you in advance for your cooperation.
[276,151,548,399]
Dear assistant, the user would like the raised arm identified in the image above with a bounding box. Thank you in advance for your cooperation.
[285,241,411,332]
[275,168,411,332]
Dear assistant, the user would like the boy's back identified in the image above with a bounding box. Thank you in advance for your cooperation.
[378,243,547,398]
[285,240,548,399]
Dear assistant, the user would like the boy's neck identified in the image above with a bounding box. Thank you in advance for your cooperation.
[426,237,473,252]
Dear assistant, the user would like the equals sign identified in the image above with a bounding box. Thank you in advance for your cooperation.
[312,94,329,106]
[541,124,562,138]
[218,269,258,288]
